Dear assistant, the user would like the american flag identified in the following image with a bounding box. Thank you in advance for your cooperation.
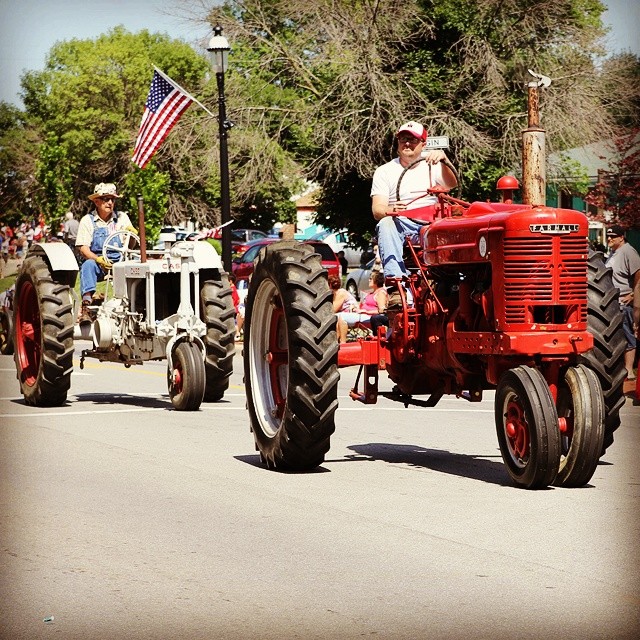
[131,70,194,169]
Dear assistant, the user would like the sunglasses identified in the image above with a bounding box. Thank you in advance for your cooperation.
[397,136,420,145]
[96,196,116,202]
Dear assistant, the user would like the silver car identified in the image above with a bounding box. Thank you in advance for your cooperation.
[344,258,377,300]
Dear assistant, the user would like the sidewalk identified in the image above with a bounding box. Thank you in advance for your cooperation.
[0,258,21,281]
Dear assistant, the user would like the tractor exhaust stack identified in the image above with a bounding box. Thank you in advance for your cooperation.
[522,70,551,206]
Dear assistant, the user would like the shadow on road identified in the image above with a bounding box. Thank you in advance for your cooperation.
[234,454,331,473]
[71,392,172,409]
[9,392,244,410]
[236,444,512,484]
[343,442,513,487]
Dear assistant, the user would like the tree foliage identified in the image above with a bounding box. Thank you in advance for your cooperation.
[1,3,639,242]
[15,28,213,236]
[0,102,40,225]
[36,133,74,222]
[204,0,640,239]
[585,129,640,228]
[4,27,302,236]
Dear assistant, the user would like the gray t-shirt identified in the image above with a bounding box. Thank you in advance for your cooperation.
[605,242,640,297]
[63,218,79,241]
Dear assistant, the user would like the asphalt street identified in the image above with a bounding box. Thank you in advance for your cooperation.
[1,342,639,639]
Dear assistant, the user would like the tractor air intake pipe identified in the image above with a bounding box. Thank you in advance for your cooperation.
[522,70,550,206]
[137,194,147,263]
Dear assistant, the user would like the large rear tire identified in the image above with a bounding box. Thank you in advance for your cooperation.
[13,255,75,406]
[244,241,339,470]
[495,366,560,489]
[579,250,626,453]
[168,341,205,411]
[201,274,236,402]
[554,365,605,487]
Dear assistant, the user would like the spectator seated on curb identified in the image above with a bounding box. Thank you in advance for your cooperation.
[330,272,388,342]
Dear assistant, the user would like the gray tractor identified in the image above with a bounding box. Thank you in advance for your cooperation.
[12,229,236,410]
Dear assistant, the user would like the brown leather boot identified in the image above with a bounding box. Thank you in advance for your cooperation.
[78,301,92,325]
[386,288,403,311]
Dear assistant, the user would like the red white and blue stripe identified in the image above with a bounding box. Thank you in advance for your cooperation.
[131,69,194,169]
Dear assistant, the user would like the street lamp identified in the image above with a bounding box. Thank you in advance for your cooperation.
[207,25,233,273]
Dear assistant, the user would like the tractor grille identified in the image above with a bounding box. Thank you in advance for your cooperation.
[503,236,588,325]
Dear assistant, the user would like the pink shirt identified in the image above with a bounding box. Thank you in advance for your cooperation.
[360,291,378,312]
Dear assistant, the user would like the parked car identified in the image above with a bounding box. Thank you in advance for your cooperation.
[344,258,377,300]
[159,226,190,239]
[153,229,199,250]
[232,239,340,281]
[231,229,271,243]
[210,228,271,256]
[309,229,362,268]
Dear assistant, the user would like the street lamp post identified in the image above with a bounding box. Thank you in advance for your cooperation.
[207,25,233,273]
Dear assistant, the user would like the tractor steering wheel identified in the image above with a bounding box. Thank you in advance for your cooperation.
[395,157,460,205]
[102,230,141,266]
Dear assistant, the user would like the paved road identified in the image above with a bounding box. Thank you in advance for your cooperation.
[1,343,639,639]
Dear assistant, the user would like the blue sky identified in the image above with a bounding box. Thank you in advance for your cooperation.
[0,0,638,108]
[0,0,214,107]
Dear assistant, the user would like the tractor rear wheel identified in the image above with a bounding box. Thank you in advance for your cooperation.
[13,255,75,406]
[495,365,560,489]
[168,341,205,411]
[554,365,604,487]
[201,274,236,402]
[580,250,626,453]
[244,241,339,470]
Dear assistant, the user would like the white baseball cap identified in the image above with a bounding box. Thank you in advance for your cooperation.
[396,121,427,142]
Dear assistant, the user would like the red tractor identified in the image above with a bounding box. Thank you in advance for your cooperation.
[242,74,626,489]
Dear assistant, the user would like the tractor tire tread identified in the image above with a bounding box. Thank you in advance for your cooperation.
[245,242,338,471]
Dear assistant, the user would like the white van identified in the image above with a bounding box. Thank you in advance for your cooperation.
[310,229,362,268]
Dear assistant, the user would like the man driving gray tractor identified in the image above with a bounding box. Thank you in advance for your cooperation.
[75,182,136,324]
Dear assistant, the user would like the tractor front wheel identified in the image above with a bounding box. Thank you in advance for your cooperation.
[244,241,339,470]
[495,366,560,489]
[554,365,604,487]
[13,255,75,406]
[168,341,205,411]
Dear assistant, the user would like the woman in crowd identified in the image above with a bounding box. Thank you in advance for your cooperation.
[329,272,388,342]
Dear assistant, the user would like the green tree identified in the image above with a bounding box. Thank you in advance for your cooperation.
[585,129,640,228]
[18,28,211,234]
[4,25,308,236]
[36,133,74,227]
[18,27,300,238]
[0,101,40,224]
[124,164,171,243]
[205,0,639,242]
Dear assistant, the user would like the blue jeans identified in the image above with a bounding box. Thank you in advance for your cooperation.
[79,222,122,297]
[376,216,424,278]
[621,304,637,351]
[80,260,106,297]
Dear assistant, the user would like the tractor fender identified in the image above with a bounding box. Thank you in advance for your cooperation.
[191,240,224,270]
[27,242,79,287]
[165,333,206,375]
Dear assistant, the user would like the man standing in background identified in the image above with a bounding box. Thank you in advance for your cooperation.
[63,211,80,263]
[605,224,640,380]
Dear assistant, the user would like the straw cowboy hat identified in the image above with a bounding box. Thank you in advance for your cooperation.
[88,183,122,201]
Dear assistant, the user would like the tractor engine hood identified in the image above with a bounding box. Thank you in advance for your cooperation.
[423,203,589,266]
